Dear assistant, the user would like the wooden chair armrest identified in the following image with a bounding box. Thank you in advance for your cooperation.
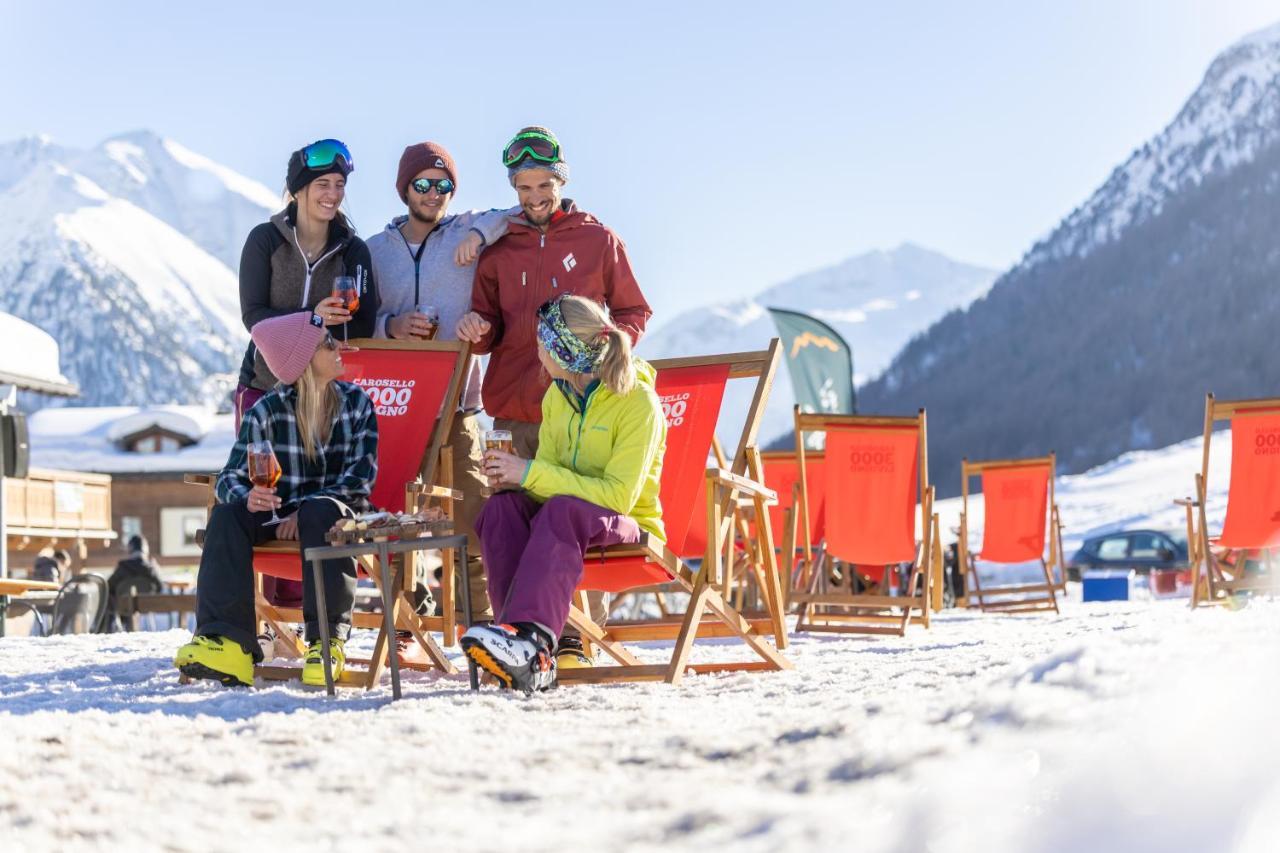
[704,467,778,503]
[407,484,463,501]
[184,473,216,487]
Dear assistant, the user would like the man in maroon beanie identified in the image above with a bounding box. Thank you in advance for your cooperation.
[366,142,517,624]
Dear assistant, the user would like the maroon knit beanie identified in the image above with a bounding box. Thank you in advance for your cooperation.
[251,312,327,385]
[396,142,458,203]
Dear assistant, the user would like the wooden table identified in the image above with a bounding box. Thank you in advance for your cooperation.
[0,578,61,638]
[305,532,469,700]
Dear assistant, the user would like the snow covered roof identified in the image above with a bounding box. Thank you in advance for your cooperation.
[0,312,78,397]
[104,408,213,443]
[28,404,233,474]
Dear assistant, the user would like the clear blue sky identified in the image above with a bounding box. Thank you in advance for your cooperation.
[3,1,1277,327]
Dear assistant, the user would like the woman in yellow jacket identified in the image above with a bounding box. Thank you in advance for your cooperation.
[461,294,666,693]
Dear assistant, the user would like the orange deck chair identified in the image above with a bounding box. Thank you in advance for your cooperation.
[790,407,942,636]
[759,449,827,610]
[558,344,791,685]
[1179,393,1280,608]
[958,454,1062,614]
[189,339,471,689]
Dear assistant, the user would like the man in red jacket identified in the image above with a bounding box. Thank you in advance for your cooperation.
[457,126,653,668]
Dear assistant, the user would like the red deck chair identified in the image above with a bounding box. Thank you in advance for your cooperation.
[790,407,942,636]
[758,449,826,609]
[188,339,471,689]
[1179,393,1280,608]
[609,435,778,622]
[559,344,791,685]
[958,454,1062,614]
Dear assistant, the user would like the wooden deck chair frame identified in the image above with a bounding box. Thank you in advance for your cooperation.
[186,338,471,689]
[958,454,1061,614]
[557,343,792,685]
[791,408,943,636]
[1178,393,1280,608]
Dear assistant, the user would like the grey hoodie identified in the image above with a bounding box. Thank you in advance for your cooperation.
[366,207,516,410]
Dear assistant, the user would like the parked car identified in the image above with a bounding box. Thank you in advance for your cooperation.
[1066,529,1189,580]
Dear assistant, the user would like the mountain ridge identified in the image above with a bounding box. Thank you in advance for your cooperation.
[858,22,1280,495]
[0,133,276,408]
[638,243,997,446]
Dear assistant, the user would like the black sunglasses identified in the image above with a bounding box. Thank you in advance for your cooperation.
[410,177,455,195]
[321,332,338,350]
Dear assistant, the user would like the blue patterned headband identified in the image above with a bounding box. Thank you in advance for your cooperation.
[536,296,608,374]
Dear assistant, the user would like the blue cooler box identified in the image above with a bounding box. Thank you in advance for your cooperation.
[1082,570,1134,602]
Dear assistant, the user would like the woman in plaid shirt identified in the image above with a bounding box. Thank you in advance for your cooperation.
[175,311,378,688]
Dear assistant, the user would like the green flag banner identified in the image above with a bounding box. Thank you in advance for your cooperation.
[767,307,855,447]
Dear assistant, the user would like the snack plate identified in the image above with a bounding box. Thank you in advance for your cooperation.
[325,509,454,545]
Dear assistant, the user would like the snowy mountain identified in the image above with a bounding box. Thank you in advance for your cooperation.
[0,132,278,408]
[1022,22,1280,272]
[861,22,1280,494]
[638,243,997,447]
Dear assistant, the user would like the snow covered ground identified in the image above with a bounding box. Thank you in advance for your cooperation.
[2,591,1277,852]
[3,428,1275,851]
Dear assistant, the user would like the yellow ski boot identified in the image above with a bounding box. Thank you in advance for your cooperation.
[302,638,346,686]
[554,635,594,671]
[174,635,254,687]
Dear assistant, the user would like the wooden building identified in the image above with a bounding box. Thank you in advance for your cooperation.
[18,406,234,570]
[1,311,119,579]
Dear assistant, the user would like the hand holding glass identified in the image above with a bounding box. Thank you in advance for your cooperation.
[247,440,284,526]
[414,304,440,340]
[482,429,514,497]
[332,276,358,341]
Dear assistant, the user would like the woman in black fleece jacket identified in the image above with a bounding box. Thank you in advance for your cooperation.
[231,138,378,611]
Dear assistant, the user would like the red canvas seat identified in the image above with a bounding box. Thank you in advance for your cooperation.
[561,345,792,685]
[579,362,730,593]
[758,451,826,583]
[790,409,941,636]
[958,455,1062,614]
[189,339,472,689]
[251,344,462,582]
[1181,395,1280,607]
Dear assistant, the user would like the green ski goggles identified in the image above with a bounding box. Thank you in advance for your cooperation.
[301,138,354,172]
[502,130,561,168]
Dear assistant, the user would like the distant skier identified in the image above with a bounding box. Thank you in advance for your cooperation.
[30,548,71,584]
[455,126,653,670]
[107,535,164,629]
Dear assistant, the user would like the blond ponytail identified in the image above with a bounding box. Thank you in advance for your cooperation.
[596,327,636,396]
[556,295,637,396]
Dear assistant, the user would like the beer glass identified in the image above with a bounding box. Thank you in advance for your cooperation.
[482,429,514,497]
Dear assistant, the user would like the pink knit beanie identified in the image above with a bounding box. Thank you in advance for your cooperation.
[251,312,327,385]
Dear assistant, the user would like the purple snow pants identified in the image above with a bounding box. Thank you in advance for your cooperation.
[475,492,642,639]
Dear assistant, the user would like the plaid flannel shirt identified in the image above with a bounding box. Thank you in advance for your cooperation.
[216,380,379,513]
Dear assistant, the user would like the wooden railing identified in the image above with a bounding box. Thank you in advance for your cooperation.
[4,468,114,538]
